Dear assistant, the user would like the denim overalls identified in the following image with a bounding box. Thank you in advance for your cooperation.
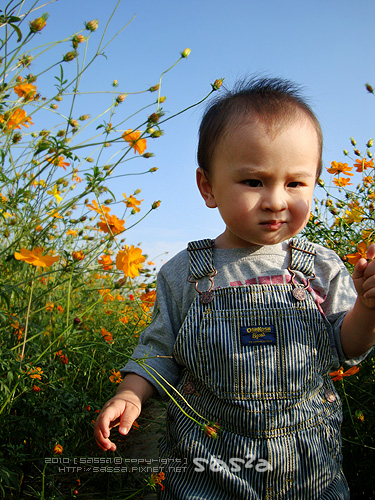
[159,238,349,499]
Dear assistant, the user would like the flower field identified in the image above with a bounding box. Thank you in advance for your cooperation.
[0,2,219,498]
[0,1,374,498]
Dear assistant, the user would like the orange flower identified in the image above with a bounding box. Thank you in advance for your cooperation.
[329,366,359,382]
[46,302,54,312]
[32,385,41,392]
[333,177,352,187]
[140,290,156,311]
[14,247,59,268]
[116,245,145,279]
[0,109,33,132]
[202,422,221,439]
[14,81,37,101]
[119,316,129,324]
[98,214,125,235]
[11,321,24,341]
[99,289,114,303]
[27,367,43,380]
[346,241,368,265]
[123,193,143,213]
[354,158,374,172]
[56,350,68,364]
[149,472,165,491]
[66,230,78,236]
[363,175,373,186]
[72,250,85,261]
[86,199,111,215]
[98,254,113,270]
[53,444,63,455]
[101,327,113,343]
[57,305,64,313]
[343,200,364,224]
[109,369,122,384]
[46,155,70,170]
[132,420,140,430]
[122,129,147,155]
[327,161,353,176]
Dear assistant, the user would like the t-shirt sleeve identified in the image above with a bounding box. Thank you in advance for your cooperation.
[120,267,183,399]
[318,251,373,367]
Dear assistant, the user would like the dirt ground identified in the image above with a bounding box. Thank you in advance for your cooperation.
[113,398,167,499]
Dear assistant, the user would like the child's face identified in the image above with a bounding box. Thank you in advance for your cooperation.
[197,117,319,248]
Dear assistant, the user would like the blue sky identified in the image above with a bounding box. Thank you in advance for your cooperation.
[21,0,375,266]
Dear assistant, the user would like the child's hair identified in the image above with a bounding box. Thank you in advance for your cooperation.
[197,76,323,180]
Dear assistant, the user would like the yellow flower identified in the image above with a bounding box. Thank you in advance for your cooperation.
[109,369,122,384]
[66,230,78,236]
[116,245,145,279]
[122,129,147,155]
[0,109,33,132]
[343,200,364,224]
[14,247,59,268]
[123,193,143,213]
[46,302,54,311]
[140,290,156,311]
[47,185,63,204]
[346,241,368,265]
[99,289,114,303]
[327,161,353,176]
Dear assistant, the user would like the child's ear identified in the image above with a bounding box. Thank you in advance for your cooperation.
[196,168,217,208]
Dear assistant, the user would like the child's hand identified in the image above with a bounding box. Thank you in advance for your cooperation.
[94,392,141,452]
[352,243,375,309]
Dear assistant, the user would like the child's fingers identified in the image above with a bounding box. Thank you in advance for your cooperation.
[352,258,368,280]
[367,243,375,260]
[118,401,141,435]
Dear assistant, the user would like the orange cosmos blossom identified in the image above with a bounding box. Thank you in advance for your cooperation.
[53,444,63,455]
[98,214,125,235]
[101,327,113,343]
[354,158,374,172]
[14,247,59,268]
[98,254,113,270]
[86,199,111,216]
[327,161,353,176]
[14,80,37,101]
[149,472,165,491]
[345,241,368,265]
[123,193,143,213]
[46,155,70,170]
[27,367,43,380]
[0,109,33,132]
[123,129,147,155]
[116,245,145,279]
[329,366,359,382]
[140,290,156,311]
[72,250,85,261]
[333,177,352,187]
[109,369,122,384]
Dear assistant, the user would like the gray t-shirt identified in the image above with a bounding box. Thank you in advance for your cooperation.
[122,240,368,398]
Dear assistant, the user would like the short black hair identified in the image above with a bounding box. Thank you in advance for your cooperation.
[197,77,323,180]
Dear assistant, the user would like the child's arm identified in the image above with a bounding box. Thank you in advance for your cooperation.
[94,373,157,452]
[341,243,375,358]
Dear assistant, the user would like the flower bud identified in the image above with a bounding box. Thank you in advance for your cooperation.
[112,80,118,87]
[152,200,161,209]
[72,34,85,49]
[350,137,356,146]
[158,96,166,103]
[367,138,373,148]
[343,149,348,156]
[365,83,374,94]
[211,78,224,91]
[29,14,48,33]
[12,133,22,143]
[50,104,58,110]
[150,167,158,172]
[143,152,154,158]
[115,94,126,104]
[74,317,82,325]
[368,150,373,158]
[151,130,163,138]
[79,114,90,121]
[354,149,361,157]
[63,51,78,62]
[181,48,191,58]
[317,178,324,187]
[149,84,159,92]
[85,19,99,31]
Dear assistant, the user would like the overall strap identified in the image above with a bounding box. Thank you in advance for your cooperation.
[289,237,316,276]
[187,239,216,280]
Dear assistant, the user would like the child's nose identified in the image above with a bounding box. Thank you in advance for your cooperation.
[261,188,287,212]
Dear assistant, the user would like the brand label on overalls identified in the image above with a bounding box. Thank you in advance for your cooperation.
[240,326,276,346]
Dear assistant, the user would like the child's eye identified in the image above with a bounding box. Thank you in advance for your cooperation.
[244,179,262,187]
[288,181,303,188]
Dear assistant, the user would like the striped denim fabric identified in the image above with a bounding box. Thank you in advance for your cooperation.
[159,239,349,499]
